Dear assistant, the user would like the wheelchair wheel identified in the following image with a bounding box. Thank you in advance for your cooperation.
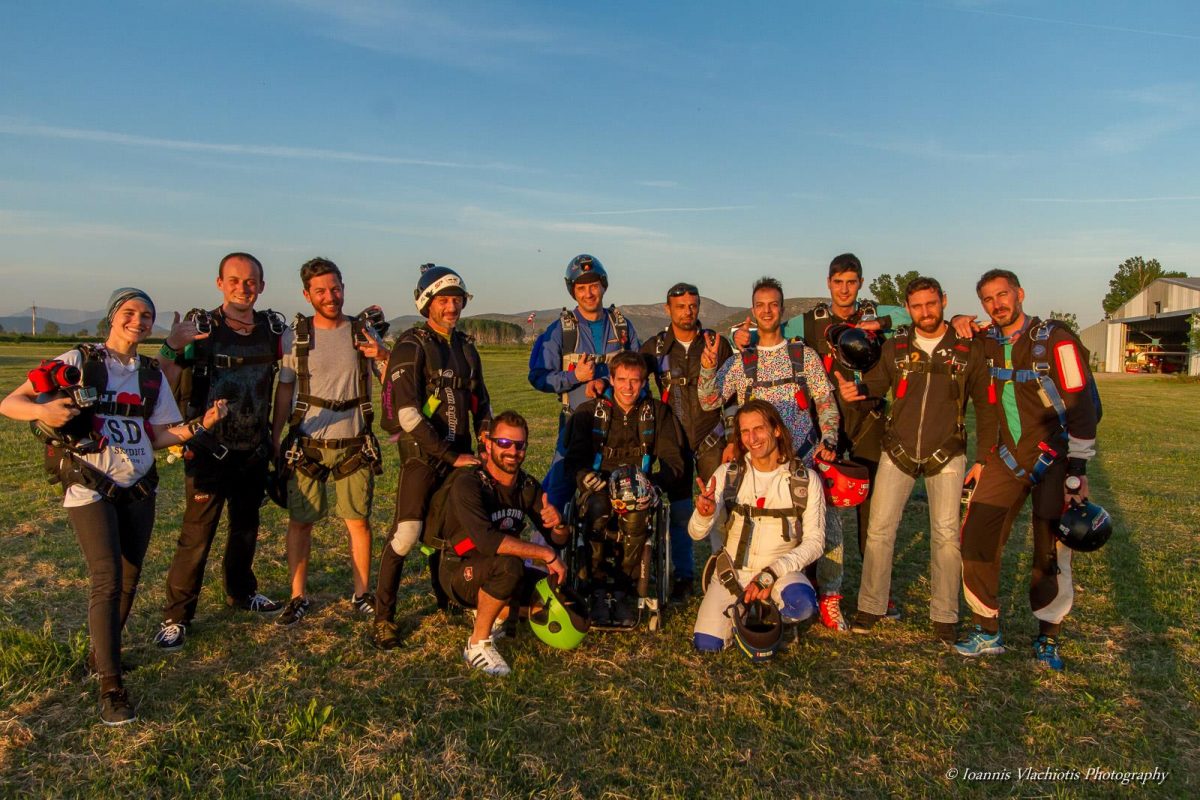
[644,501,670,634]
[561,497,588,595]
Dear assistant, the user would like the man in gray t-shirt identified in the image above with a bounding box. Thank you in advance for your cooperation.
[271,257,389,627]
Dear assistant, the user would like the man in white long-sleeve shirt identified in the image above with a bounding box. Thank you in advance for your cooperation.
[688,399,825,652]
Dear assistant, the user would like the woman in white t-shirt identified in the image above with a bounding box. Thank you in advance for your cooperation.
[0,288,227,727]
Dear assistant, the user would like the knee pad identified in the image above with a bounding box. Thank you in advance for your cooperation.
[485,556,523,601]
[781,582,817,622]
[389,520,422,556]
[693,632,725,653]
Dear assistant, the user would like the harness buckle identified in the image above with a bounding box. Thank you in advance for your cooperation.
[293,400,310,417]
[213,354,235,368]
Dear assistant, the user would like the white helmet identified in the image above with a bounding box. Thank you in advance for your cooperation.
[414,264,472,316]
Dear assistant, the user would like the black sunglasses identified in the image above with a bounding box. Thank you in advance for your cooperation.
[491,437,528,452]
[667,282,699,298]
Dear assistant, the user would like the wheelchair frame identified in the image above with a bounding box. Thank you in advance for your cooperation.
[560,491,670,633]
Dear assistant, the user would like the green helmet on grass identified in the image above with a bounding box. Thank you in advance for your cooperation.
[529,577,590,650]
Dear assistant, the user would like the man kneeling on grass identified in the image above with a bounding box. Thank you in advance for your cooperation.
[436,410,568,676]
[688,400,825,653]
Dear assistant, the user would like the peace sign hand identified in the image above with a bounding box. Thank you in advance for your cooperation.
[695,476,718,517]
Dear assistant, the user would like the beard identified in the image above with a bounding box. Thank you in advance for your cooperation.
[914,314,944,335]
[489,449,519,475]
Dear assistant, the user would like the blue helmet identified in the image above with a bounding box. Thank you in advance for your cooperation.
[415,264,471,316]
[1056,500,1113,552]
[565,254,608,296]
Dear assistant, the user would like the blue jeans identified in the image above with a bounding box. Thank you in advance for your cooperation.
[669,498,695,581]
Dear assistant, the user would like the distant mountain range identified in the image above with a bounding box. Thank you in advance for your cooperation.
[385,296,826,341]
[1,307,169,336]
[2,297,828,340]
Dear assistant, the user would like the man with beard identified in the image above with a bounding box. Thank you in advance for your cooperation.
[562,351,684,626]
[530,254,641,511]
[153,252,286,651]
[955,269,1099,670]
[836,276,991,642]
[698,277,844,629]
[640,282,735,601]
[272,257,388,626]
[371,265,492,650]
[437,411,567,676]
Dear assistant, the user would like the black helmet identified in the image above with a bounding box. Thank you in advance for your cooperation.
[565,254,608,296]
[1056,500,1113,552]
[414,264,471,316]
[826,323,882,373]
[264,457,289,509]
[730,598,783,663]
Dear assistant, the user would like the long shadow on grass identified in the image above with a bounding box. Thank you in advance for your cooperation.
[1088,456,1192,779]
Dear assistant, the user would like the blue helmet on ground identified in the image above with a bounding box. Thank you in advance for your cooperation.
[565,254,608,296]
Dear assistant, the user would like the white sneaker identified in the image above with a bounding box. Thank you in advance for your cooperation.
[463,637,511,676]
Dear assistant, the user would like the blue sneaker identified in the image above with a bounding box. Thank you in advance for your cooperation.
[1033,634,1064,671]
[954,625,1006,657]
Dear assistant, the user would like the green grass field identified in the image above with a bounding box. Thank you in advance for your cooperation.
[0,343,1196,798]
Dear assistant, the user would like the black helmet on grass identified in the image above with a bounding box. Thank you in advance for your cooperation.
[730,598,783,663]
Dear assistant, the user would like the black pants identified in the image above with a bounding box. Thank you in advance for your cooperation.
[67,495,156,680]
[841,404,884,557]
[961,451,1071,634]
[582,492,651,591]
[439,554,541,609]
[376,456,448,622]
[162,453,267,624]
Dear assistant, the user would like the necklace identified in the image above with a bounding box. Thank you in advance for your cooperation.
[748,465,767,509]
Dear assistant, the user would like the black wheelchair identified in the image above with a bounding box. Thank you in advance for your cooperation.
[560,480,670,633]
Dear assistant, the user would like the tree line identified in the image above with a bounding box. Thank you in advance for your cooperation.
[868,257,1189,335]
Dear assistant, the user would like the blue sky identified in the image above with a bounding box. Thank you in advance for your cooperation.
[1,1,1197,325]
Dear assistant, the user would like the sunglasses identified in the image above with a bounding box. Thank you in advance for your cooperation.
[491,437,528,452]
[667,283,699,298]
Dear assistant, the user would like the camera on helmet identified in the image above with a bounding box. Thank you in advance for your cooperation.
[26,360,104,453]
[28,360,98,409]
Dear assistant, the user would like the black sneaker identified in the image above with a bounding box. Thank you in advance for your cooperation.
[851,611,882,634]
[371,620,402,650]
[611,593,637,627]
[350,592,376,616]
[589,591,612,626]
[669,578,694,604]
[99,688,137,726]
[153,620,187,650]
[276,596,311,627]
[228,593,283,613]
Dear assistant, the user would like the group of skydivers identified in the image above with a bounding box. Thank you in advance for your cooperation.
[1,250,1111,726]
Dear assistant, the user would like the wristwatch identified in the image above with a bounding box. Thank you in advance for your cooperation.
[753,567,778,590]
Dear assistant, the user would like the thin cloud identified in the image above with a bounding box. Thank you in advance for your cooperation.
[0,118,522,171]
[931,1,1200,41]
[812,129,1014,163]
[575,206,753,216]
[636,180,679,188]
[271,0,573,69]
[1021,196,1200,204]
[1085,83,1198,154]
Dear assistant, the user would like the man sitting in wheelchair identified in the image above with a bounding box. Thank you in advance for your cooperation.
[689,399,826,655]
[560,351,684,626]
